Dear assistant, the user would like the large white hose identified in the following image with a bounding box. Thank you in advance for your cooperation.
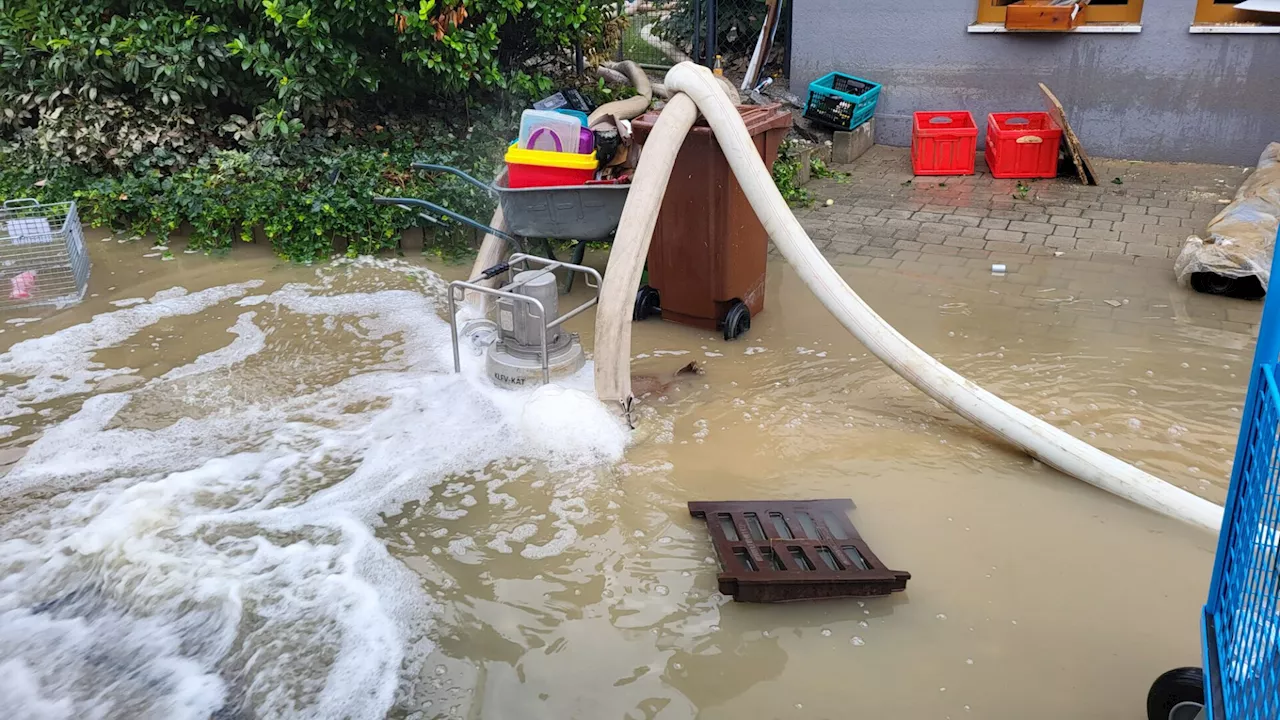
[598,62,1223,533]
[595,93,700,408]
[589,61,653,130]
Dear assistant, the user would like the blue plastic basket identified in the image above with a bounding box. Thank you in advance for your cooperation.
[1199,227,1280,720]
[803,71,881,131]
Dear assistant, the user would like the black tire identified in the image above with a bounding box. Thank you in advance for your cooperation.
[633,285,661,322]
[1147,667,1205,720]
[722,300,751,341]
[1189,272,1265,300]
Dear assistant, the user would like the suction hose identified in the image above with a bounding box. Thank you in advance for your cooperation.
[596,93,700,416]
[588,61,653,130]
[595,62,1224,533]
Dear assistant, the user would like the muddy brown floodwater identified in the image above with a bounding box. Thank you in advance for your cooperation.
[0,235,1257,720]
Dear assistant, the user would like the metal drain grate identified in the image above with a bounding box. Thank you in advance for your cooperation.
[688,499,910,603]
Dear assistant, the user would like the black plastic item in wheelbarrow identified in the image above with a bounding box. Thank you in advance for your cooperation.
[493,170,630,241]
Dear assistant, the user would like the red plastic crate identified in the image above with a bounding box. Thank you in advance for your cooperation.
[911,111,978,176]
[984,112,1062,179]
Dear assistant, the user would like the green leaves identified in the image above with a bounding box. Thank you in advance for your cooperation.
[1,108,514,262]
[0,0,609,262]
[3,0,606,128]
[263,0,285,24]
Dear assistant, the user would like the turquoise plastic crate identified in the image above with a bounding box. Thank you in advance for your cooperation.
[803,71,882,131]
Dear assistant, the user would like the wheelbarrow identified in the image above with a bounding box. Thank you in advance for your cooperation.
[374,163,630,293]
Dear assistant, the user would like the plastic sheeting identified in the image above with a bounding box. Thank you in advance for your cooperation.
[1175,143,1280,293]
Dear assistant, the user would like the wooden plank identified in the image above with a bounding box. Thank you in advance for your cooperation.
[740,0,780,91]
[1005,2,1085,31]
[1039,82,1099,186]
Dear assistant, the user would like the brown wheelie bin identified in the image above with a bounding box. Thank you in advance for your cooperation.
[630,104,793,340]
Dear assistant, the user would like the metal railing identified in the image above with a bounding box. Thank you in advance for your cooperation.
[446,254,602,384]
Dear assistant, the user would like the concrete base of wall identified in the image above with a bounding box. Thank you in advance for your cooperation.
[832,120,875,165]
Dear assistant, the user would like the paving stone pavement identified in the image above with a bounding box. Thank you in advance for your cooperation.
[794,145,1250,273]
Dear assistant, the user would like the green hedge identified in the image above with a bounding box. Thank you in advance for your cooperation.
[1,0,608,126]
[0,114,516,261]
[0,0,615,261]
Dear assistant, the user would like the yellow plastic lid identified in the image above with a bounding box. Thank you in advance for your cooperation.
[504,143,598,170]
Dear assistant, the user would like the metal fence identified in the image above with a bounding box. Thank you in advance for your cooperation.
[617,0,790,76]
[618,1,687,68]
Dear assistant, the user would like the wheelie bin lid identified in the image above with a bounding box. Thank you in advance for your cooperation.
[632,104,793,144]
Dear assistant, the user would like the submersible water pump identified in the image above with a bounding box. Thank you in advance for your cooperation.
[485,269,585,387]
[446,254,600,388]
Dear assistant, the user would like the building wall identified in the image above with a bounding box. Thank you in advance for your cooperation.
[791,1,1280,165]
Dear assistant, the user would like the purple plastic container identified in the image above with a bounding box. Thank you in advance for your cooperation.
[527,126,594,154]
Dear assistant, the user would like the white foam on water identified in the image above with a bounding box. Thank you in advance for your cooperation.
[0,259,629,719]
[519,385,628,464]
[446,536,477,557]
[522,497,590,560]
[487,523,539,554]
[0,282,264,420]
[158,311,265,383]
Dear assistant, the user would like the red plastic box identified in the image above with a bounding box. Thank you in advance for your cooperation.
[911,111,978,176]
[503,143,598,188]
[984,112,1062,179]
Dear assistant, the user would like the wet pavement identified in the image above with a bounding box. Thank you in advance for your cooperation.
[0,229,1260,720]
[795,144,1247,268]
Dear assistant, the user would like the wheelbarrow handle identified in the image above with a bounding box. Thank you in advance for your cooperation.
[372,195,521,248]
[409,163,496,196]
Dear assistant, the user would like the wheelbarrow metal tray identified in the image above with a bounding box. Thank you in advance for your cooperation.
[494,170,629,241]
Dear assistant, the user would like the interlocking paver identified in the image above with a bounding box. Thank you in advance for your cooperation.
[796,145,1243,270]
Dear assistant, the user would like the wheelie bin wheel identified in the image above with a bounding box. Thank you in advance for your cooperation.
[1147,667,1205,720]
[722,300,751,341]
[634,286,661,321]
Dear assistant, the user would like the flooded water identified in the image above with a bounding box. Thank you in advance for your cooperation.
[0,236,1257,720]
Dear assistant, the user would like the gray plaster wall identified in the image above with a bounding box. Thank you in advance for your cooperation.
[791,1,1279,165]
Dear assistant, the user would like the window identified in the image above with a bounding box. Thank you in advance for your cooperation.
[1194,0,1280,25]
[976,0,1144,26]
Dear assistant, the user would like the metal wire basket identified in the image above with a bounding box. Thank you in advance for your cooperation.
[0,199,90,311]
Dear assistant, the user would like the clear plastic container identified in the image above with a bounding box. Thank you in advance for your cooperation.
[518,110,585,153]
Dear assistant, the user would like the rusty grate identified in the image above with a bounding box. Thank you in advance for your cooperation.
[688,498,910,603]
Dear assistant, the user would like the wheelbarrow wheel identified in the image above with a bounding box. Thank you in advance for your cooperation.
[1147,667,1204,720]
[722,300,750,341]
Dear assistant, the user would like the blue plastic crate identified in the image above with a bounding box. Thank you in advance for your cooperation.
[1200,226,1280,720]
[803,71,882,132]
